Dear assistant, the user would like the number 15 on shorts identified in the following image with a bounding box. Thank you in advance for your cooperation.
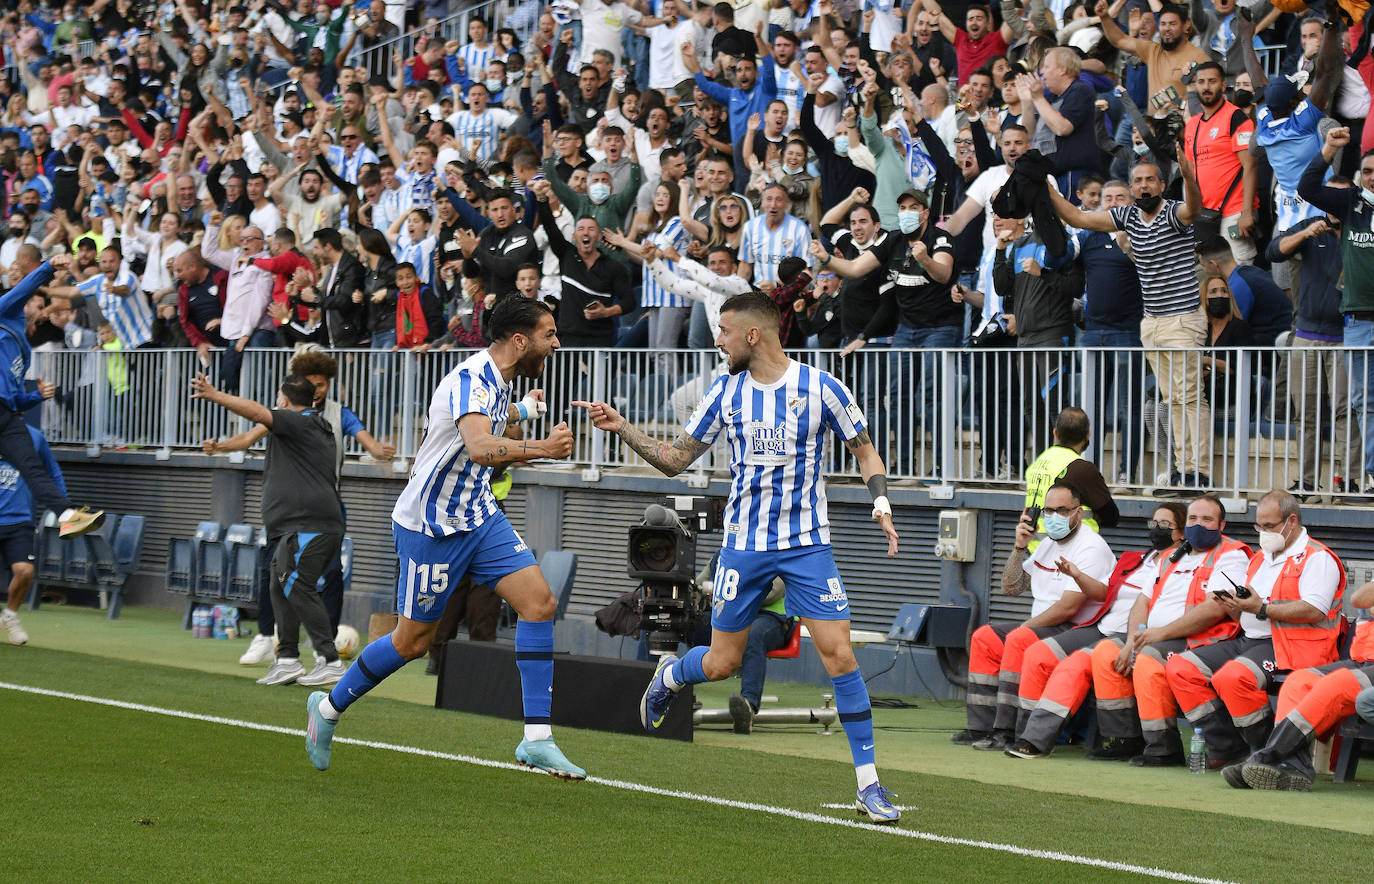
[406,559,449,615]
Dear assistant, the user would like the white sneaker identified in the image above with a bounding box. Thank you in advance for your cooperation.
[297,658,347,687]
[1,609,28,645]
[256,657,306,685]
[238,633,275,665]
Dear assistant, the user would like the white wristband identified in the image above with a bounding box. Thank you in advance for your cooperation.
[871,495,892,520]
[515,394,547,422]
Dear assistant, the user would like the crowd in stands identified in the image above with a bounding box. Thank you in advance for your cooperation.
[2,0,1373,494]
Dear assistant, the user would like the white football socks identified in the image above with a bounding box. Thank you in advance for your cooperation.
[524,724,553,741]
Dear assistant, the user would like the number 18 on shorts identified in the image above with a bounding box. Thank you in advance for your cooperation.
[709,545,852,632]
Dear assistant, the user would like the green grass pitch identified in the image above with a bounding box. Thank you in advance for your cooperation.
[3,605,1373,882]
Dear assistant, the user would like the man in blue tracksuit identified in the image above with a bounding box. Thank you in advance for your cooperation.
[0,247,102,539]
[0,425,67,645]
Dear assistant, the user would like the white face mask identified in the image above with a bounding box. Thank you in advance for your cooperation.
[1258,522,1290,555]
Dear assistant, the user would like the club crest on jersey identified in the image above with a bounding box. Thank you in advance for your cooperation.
[787,396,805,416]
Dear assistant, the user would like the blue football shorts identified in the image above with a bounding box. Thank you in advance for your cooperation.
[711,544,850,633]
[393,511,537,622]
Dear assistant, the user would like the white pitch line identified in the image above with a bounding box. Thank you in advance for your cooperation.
[1,681,1238,884]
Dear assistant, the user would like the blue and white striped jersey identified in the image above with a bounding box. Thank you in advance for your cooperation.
[393,349,511,536]
[395,229,438,286]
[738,213,812,285]
[447,108,518,161]
[685,360,867,551]
[1255,101,1326,232]
[457,43,496,80]
[77,265,152,348]
[327,143,380,185]
[639,217,691,308]
[770,60,804,131]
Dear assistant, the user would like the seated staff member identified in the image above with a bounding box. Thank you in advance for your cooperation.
[1167,490,1344,786]
[951,483,1116,752]
[1089,495,1251,767]
[1006,502,1187,759]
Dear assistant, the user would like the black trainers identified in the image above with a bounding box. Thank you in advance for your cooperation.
[728,693,754,735]
[1241,761,1313,791]
[1287,481,1319,504]
[1085,737,1145,761]
[951,728,988,745]
[1004,739,1048,759]
[972,731,1011,751]
[1221,761,1250,789]
[1129,752,1186,767]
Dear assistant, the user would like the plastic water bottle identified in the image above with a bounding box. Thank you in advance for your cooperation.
[192,606,210,638]
[1188,728,1206,774]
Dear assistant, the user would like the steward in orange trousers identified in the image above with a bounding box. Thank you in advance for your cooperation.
[1235,609,1374,791]
[1006,503,1188,759]
[952,483,1116,751]
[1166,491,1345,784]
[1089,496,1251,766]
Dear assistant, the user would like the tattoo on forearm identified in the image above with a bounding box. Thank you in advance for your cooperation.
[845,430,873,453]
[1002,548,1030,596]
[618,422,707,475]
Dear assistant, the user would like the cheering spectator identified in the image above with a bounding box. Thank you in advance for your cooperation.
[200,212,276,394]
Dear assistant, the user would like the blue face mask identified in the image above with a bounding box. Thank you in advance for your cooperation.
[484,78,504,94]
[897,209,921,234]
[833,135,850,155]
[1183,523,1221,551]
[1043,512,1072,540]
[588,182,611,204]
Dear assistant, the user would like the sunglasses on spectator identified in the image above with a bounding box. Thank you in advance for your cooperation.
[953,138,974,145]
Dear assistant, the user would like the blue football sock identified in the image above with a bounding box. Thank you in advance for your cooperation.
[327,633,406,715]
[671,645,709,687]
[515,619,554,726]
[832,668,876,772]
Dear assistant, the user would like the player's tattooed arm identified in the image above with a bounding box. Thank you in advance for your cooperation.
[618,423,709,477]
[844,429,874,453]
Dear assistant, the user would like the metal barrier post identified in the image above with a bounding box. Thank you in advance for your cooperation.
[1231,349,1252,499]
[89,350,107,458]
[937,348,957,489]
[1081,347,1099,465]
[158,349,176,460]
[398,351,418,467]
[585,350,608,481]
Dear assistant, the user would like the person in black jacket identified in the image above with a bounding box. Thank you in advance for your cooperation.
[800,82,877,215]
[206,153,253,219]
[457,189,539,300]
[305,227,366,347]
[1267,199,1351,496]
[532,181,630,347]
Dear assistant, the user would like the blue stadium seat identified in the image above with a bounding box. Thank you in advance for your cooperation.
[226,528,264,603]
[541,550,578,621]
[194,522,230,599]
[111,514,146,582]
[63,515,117,586]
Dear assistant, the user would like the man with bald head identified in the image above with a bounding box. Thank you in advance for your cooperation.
[174,250,228,367]
[200,212,276,393]
[172,174,205,233]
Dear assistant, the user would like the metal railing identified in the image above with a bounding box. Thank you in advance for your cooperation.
[347,0,516,80]
[31,343,1374,500]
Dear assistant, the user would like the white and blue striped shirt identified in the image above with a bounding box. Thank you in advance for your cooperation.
[397,168,442,215]
[393,349,511,536]
[458,43,496,80]
[639,217,691,307]
[738,213,812,285]
[327,143,380,184]
[395,229,438,286]
[771,61,805,131]
[685,360,867,551]
[77,266,152,348]
[374,182,408,234]
[447,108,518,161]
